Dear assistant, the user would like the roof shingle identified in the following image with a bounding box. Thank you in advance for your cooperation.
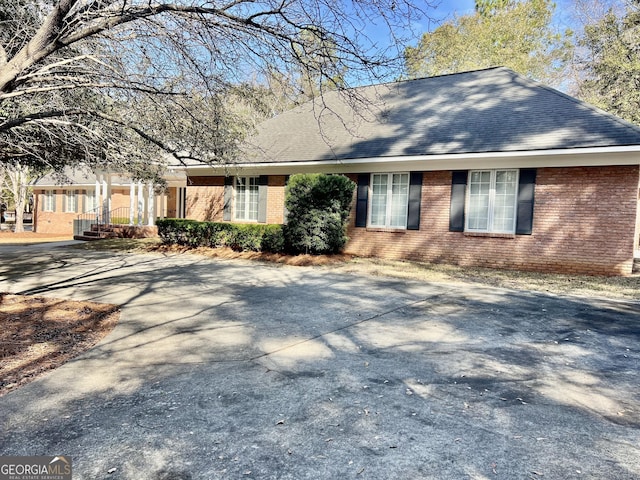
[241,67,640,163]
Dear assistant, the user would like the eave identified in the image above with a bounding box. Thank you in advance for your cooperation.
[181,146,640,177]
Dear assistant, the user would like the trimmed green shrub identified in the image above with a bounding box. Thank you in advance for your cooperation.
[283,174,356,254]
[156,218,284,253]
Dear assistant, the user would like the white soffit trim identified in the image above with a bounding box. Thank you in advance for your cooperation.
[184,146,640,176]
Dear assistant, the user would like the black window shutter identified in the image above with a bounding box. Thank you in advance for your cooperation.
[516,169,536,235]
[355,174,370,228]
[407,172,422,230]
[51,190,56,212]
[449,171,467,232]
[258,175,268,223]
[223,177,233,221]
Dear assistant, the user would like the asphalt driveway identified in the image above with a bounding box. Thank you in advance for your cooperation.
[0,243,639,479]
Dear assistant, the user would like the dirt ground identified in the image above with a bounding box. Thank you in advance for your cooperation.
[0,231,72,243]
[0,294,119,397]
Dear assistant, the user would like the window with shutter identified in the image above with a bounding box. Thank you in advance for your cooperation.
[466,169,518,234]
[449,169,536,235]
[235,176,259,221]
[369,173,410,229]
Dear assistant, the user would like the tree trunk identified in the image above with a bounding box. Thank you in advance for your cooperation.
[13,195,25,233]
[2,163,30,233]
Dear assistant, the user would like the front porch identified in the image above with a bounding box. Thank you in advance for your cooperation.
[33,169,186,237]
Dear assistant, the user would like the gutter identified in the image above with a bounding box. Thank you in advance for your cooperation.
[178,146,640,176]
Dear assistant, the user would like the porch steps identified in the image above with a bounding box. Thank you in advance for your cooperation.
[73,224,119,241]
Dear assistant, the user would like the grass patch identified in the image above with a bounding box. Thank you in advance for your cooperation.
[70,237,162,253]
[332,258,640,301]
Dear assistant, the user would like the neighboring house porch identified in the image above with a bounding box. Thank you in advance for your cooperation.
[32,168,187,237]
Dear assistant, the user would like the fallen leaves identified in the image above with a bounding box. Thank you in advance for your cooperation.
[0,293,119,396]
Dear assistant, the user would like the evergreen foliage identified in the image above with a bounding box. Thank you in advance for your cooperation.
[283,174,356,254]
[404,0,572,85]
[156,219,284,253]
[578,1,640,125]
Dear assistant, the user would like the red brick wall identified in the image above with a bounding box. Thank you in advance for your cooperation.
[345,166,640,275]
[186,181,225,222]
[165,187,179,218]
[33,188,136,235]
[267,176,287,224]
[33,189,82,235]
[183,167,639,275]
[185,176,287,223]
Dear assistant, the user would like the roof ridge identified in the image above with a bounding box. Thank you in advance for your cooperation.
[345,66,506,92]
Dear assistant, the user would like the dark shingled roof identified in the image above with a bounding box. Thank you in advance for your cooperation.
[240,67,640,163]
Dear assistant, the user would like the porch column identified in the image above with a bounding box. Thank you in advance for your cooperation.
[102,175,110,224]
[129,182,136,225]
[159,191,166,220]
[147,182,155,226]
[137,181,144,226]
[95,176,102,220]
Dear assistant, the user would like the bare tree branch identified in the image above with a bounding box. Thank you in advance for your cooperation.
[1,0,434,175]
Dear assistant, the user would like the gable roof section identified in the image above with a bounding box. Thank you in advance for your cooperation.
[33,166,131,187]
[239,67,640,164]
[33,166,187,187]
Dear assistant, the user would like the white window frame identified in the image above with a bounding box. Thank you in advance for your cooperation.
[85,189,98,212]
[367,172,410,229]
[234,176,259,221]
[43,191,55,212]
[465,169,519,234]
[65,190,79,213]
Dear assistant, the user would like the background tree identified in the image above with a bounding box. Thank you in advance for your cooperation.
[404,0,573,85]
[574,0,640,124]
[0,161,35,232]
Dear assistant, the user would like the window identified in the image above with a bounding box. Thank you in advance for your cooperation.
[43,191,55,212]
[369,173,409,228]
[85,190,98,212]
[235,176,259,221]
[466,169,518,233]
[65,190,78,213]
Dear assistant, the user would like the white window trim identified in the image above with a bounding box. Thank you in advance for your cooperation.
[465,169,519,234]
[85,189,98,212]
[367,172,410,230]
[65,190,78,213]
[234,176,259,222]
[43,191,55,212]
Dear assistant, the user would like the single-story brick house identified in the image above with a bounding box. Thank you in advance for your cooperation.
[181,67,640,275]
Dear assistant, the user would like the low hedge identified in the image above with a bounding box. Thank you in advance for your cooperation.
[156,218,284,252]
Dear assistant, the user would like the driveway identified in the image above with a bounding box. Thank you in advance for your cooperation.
[0,243,639,479]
